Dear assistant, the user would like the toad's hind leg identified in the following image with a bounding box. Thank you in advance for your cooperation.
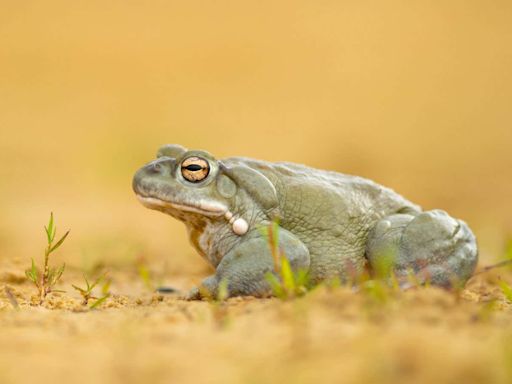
[365,210,478,287]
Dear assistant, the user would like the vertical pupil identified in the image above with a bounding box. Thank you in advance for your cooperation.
[185,164,203,171]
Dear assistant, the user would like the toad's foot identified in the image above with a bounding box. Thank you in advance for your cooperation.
[366,209,478,287]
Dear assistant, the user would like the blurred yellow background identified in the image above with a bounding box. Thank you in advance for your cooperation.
[1,0,511,270]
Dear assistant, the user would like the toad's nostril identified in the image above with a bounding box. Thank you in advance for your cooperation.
[143,158,175,176]
[148,162,162,174]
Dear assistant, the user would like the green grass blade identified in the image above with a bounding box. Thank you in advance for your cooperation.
[89,277,101,291]
[90,295,109,309]
[265,272,284,299]
[25,258,39,285]
[101,279,111,296]
[44,225,51,244]
[138,263,153,290]
[49,263,65,286]
[30,258,37,277]
[72,284,86,294]
[47,212,56,242]
[217,278,229,302]
[49,230,70,253]
[280,257,295,293]
[295,269,309,288]
[25,269,33,281]
[85,275,92,291]
[56,263,65,279]
[25,269,36,283]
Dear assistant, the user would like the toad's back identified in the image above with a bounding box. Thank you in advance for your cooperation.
[224,157,420,281]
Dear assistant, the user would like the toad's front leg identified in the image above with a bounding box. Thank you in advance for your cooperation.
[185,228,311,300]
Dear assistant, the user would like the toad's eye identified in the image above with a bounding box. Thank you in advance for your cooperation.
[184,164,202,171]
[181,157,210,182]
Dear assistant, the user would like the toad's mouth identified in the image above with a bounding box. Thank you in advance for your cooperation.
[136,194,227,217]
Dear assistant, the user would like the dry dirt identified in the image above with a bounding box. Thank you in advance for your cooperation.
[1,255,512,384]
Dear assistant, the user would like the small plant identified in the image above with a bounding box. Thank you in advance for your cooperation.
[25,212,69,304]
[72,273,110,307]
[261,220,309,300]
[89,282,111,310]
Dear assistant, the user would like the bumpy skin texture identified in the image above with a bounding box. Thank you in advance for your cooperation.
[133,144,478,299]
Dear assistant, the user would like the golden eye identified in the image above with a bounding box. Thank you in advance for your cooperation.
[181,157,210,182]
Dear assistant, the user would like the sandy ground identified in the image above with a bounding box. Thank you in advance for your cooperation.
[1,255,512,384]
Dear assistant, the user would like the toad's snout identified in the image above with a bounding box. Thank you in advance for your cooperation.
[132,157,176,195]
